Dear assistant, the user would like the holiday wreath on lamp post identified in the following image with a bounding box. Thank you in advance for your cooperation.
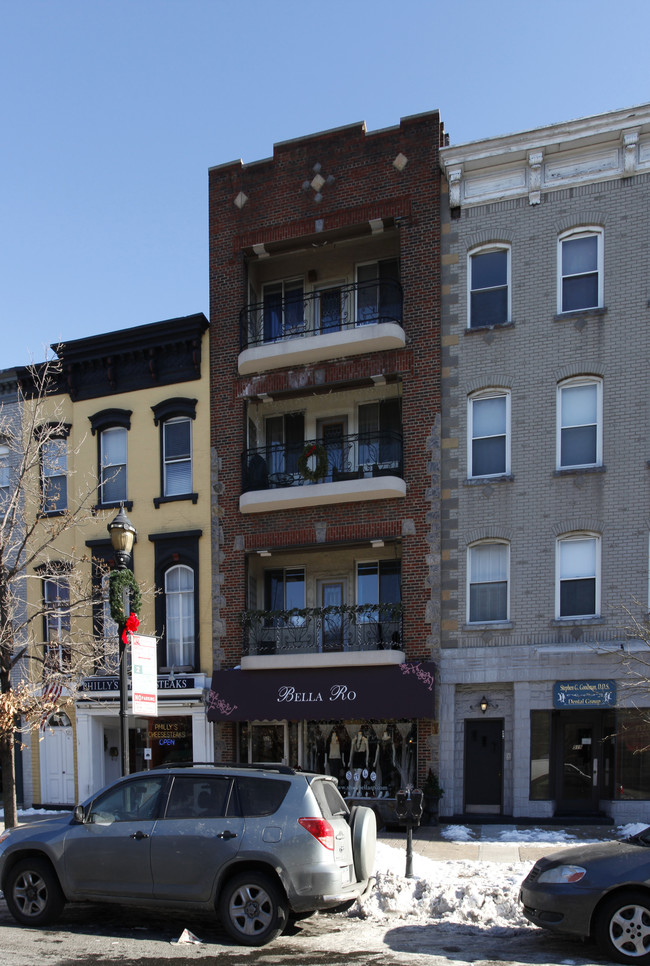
[109,568,142,643]
[297,442,328,482]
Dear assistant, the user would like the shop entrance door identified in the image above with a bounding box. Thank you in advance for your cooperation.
[464,719,503,814]
[554,712,602,814]
[250,722,287,765]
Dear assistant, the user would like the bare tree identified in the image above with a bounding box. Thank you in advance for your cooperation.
[0,358,118,828]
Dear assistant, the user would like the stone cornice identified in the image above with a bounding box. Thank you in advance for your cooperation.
[440,102,650,209]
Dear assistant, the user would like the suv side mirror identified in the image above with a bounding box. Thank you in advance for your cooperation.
[73,804,86,824]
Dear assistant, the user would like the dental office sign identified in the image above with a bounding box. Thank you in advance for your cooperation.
[131,635,158,717]
[553,680,617,709]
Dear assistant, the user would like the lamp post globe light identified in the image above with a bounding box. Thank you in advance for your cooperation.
[107,505,139,777]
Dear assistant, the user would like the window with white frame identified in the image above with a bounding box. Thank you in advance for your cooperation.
[557,534,599,619]
[42,437,68,513]
[100,426,127,504]
[165,564,195,668]
[43,573,71,668]
[469,246,510,328]
[0,440,10,504]
[468,542,509,623]
[558,228,603,313]
[557,378,602,469]
[468,391,510,478]
[163,417,192,496]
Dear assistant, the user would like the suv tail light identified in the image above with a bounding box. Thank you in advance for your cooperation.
[299,817,334,850]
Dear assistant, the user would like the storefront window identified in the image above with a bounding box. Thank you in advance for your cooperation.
[530,711,551,800]
[146,715,193,768]
[614,711,650,800]
[306,720,416,799]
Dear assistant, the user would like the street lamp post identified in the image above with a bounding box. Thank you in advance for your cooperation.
[107,506,137,777]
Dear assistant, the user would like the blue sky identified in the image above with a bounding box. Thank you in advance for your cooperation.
[2,0,649,368]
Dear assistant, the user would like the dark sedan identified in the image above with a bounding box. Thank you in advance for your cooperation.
[521,827,650,964]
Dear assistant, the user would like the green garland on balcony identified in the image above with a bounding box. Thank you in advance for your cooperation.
[109,569,142,626]
[297,442,328,482]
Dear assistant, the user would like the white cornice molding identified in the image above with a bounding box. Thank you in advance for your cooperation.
[442,103,650,209]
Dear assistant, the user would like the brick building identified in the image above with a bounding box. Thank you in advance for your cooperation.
[439,104,650,822]
[207,113,445,812]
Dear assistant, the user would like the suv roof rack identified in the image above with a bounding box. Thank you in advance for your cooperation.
[152,761,297,775]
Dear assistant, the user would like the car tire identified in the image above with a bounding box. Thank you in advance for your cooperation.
[595,891,650,965]
[219,871,288,946]
[349,805,377,882]
[4,857,65,927]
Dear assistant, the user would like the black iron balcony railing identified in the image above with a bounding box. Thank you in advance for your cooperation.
[242,603,403,657]
[241,430,403,493]
[240,278,403,351]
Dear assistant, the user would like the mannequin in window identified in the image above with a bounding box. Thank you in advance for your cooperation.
[377,730,395,798]
[351,729,369,796]
[325,727,345,780]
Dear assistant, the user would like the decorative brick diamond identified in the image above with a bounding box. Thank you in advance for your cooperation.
[393,153,408,172]
[234,191,248,209]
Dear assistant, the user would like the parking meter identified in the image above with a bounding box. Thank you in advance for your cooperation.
[395,789,409,820]
[395,787,422,878]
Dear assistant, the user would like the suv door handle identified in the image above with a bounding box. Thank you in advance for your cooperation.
[217,830,237,840]
[130,830,149,840]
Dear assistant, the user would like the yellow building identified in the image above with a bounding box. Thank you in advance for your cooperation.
[20,314,211,807]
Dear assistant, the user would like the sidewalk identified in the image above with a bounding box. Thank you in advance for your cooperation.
[379,822,618,864]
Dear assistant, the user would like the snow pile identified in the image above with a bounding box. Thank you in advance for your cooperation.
[354,843,530,931]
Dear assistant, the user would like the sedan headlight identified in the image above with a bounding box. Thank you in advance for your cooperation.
[537,864,586,884]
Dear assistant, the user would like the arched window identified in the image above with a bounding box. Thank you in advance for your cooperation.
[165,564,195,668]
[558,228,603,313]
[467,542,509,624]
[468,390,510,478]
[468,245,510,327]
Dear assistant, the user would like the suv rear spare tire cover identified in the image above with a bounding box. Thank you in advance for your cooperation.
[349,805,377,881]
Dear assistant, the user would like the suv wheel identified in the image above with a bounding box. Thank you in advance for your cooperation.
[5,857,65,927]
[219,871,288,946]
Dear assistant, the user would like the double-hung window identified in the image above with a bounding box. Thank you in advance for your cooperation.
[557,534,599,619]
[557,378,602,469]
[100,427,127,504]
[44,573,71,668]
[42,437,68,513]
[163,417,192,496]
[165,564,195,668]
[90,409,131,508]
[468,543,509,623]
[0,440,10,506]
[558,228,603,313]
[469,247,510,327]
[468,391,510,478]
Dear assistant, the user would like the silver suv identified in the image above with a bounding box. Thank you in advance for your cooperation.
[0,764,376,946]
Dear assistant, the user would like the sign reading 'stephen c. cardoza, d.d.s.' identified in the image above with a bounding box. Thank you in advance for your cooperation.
[207,662,435,722]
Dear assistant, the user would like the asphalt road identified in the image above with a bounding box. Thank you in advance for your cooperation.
[0,899,611,966]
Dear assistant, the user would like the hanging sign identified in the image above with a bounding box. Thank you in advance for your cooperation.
[131,635,159,717]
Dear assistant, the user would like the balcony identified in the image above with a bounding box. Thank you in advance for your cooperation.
[241,603,404,669]
[238,278,405,375]
[240,430,405,513]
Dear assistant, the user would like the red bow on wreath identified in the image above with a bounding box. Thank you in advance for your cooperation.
[122,612,140,644]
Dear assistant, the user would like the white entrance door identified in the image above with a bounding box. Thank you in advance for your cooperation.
[41,713,75,804]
